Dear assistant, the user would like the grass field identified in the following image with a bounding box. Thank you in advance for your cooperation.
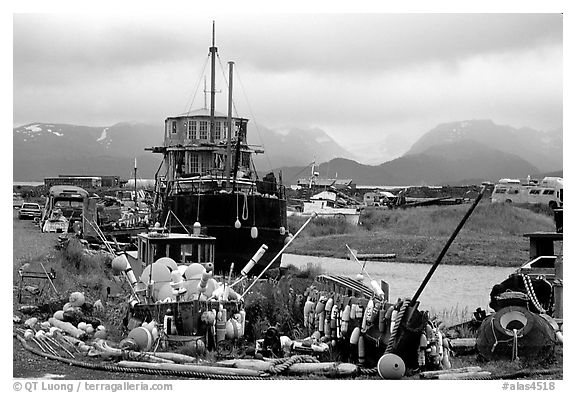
[286,202,558,267]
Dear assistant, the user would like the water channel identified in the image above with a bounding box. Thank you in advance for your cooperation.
[282,254,516,316]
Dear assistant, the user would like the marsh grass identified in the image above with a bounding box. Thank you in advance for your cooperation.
[286,203,556,265]
[57,237,114,293]
[242,264,322,341]
[429,304,471,330]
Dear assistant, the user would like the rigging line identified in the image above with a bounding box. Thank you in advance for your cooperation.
[184,54,210,114]
[234,64,274,173]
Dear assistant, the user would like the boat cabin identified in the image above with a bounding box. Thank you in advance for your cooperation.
[136,232,216,268]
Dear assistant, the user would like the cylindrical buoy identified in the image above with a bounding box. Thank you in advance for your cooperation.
[197,272,212,293]
[318,311,325,333]
[441,337,451,369]
[377,353,406,379]
[350,327,360,345]
[239,310,246,338]
[324,318,331,339]
[193,221,201,235]
[325,298,334,316]
[241,244,268,276]
[418,333,428,367]
[216,321,226,342]
[341,304,351,335]
[225,319,241,340]
[358,336,365,365]
[315,296,327,314]
[349,304,357,321]
[390,309,398,333]
[303,300,314,328]
[356,304,364,320]
[362,300,374,332]
[370,280,386,298]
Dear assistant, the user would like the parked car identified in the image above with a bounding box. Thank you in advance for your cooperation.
[18,203,42,219]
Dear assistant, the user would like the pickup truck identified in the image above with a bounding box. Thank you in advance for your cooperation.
[18,203,43,219]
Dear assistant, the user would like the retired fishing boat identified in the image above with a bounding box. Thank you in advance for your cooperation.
[148,25,288,275]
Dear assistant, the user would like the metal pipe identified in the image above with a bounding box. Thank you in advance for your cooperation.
[209,21,217,144]
[224,61,234,189]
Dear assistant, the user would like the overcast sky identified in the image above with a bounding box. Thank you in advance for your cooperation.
[13,13,562,162]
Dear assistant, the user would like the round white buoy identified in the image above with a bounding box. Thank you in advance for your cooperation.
[111,254,129,273]
[156,257,178,272]
[377,353,406,379]
[184,263,205,280]
[53,310,64,320]
[250,226,258,239]
[69,292,86,307]
[234,219,241,229]
[279,226,286,235]
[140,263,172,286]
[128,327,153,351]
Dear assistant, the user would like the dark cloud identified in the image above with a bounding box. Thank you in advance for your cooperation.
[12,13,562,163]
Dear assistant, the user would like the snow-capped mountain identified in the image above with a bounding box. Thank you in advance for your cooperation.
[406,120,562,173]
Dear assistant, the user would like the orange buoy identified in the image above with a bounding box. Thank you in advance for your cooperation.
[128,327,153,351]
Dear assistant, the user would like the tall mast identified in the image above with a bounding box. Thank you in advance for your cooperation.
[209,21,217,143]
[225,61,234,189]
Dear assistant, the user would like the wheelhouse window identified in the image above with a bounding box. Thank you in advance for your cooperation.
[171,121,177,134]
[234,121,241,137]
[529,189,541,195]
[494,188,506,194]
[187,120,197,139]
[190,154,199,174]
[542,189,554,195]
[214,122,221,140]
[199,121,208,139]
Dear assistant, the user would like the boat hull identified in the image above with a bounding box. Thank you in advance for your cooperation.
[163,193,288,275]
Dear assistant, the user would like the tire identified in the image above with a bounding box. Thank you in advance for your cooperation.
[505,199,512,204]
[548,201,558,209]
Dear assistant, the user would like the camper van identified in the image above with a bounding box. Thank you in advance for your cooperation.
[491,177,563,208]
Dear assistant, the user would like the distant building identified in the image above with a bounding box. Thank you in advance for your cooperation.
[45,176,102,189]
[44,175,122,189]
[59,175,121,188]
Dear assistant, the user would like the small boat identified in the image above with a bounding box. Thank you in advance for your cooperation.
[300,190,362,225]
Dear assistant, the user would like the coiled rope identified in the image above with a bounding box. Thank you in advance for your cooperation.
[267,355,319,374]
[15,334,267,380]
[385,299,411,354]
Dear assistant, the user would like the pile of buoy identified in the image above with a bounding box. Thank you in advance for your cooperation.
[301,286,453,378]
[111,255,242,304]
